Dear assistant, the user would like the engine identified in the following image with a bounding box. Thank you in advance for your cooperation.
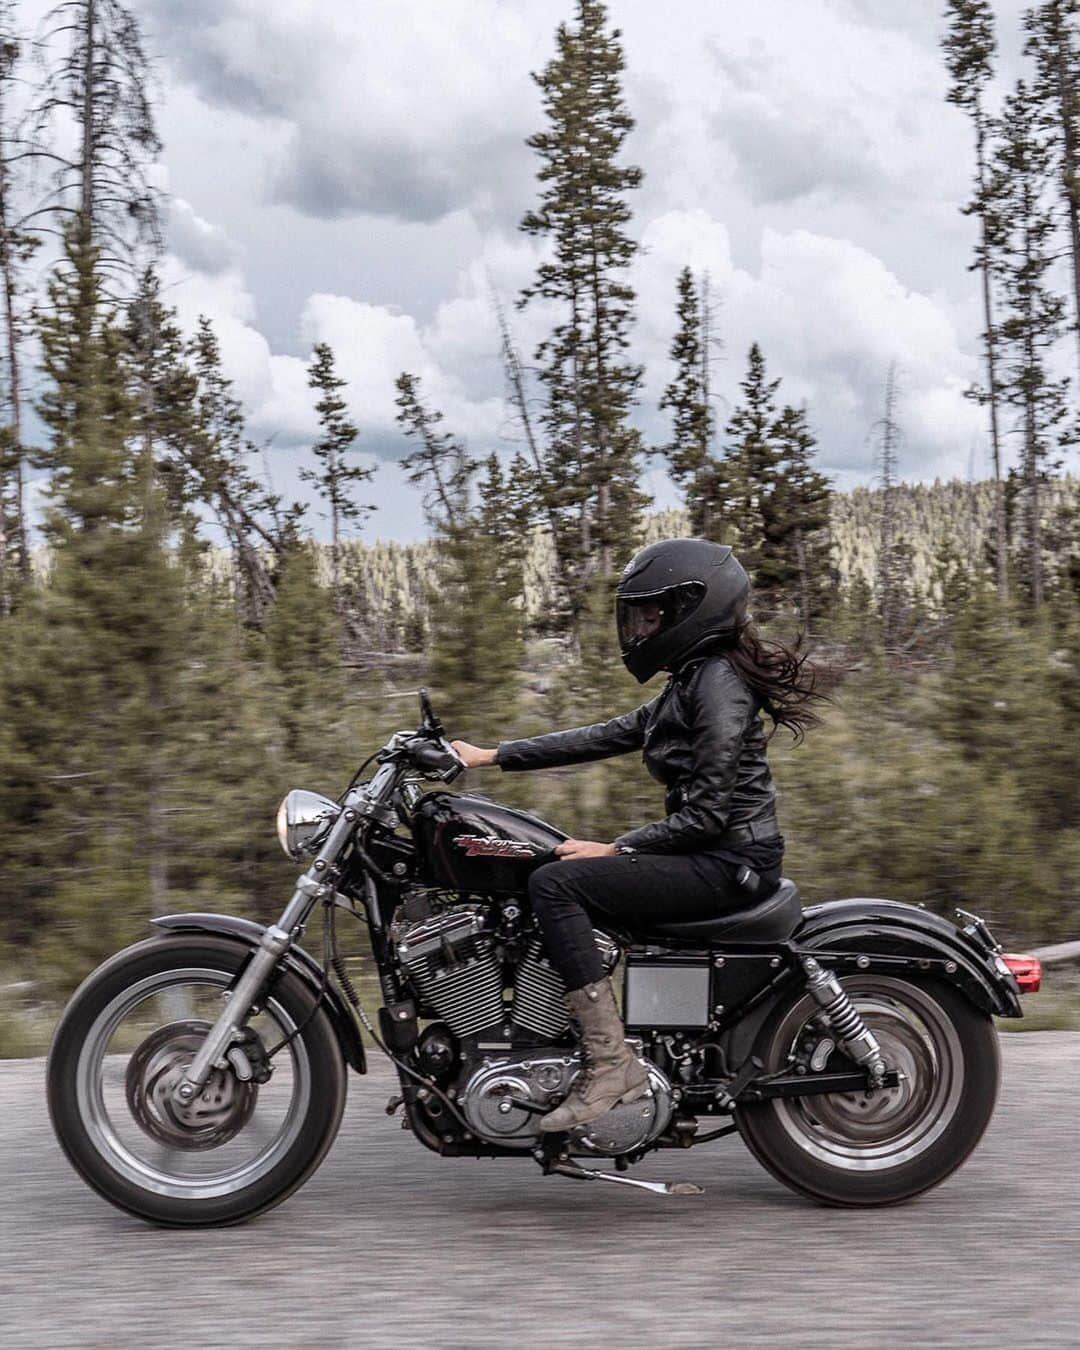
[394,904,671,1155]
[394,908,504,1038]
[459,1051,673,1156]
[511,934,620,1039]
[394,907,619,1042]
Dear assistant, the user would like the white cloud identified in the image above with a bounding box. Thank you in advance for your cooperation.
[134,0,1066,545]
[167,199,239,276]
[144,0,555,224]
[632,211,983,478]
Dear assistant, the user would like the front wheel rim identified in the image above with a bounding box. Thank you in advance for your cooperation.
[74,966,312,1201]
[768,977,964,1173]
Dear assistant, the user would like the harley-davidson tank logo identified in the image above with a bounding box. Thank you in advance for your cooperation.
[453,834,541,859]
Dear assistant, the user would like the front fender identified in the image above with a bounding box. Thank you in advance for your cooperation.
[795,898,1022,1018]
[151,913,367,1073]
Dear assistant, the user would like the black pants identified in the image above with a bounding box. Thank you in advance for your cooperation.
[527,849,782,992]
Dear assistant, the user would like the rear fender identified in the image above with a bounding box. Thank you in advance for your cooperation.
[151,912,367,1073]
[794,898,1022,1018]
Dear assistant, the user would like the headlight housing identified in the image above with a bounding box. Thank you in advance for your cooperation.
[276,789,341,860]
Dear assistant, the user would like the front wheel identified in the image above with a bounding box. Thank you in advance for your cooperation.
[735,975,999,1207]
[47,935,347,1226]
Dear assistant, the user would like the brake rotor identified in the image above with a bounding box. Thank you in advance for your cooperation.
[125,1020,259,1152]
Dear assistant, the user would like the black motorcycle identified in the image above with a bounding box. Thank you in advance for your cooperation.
[48,690,1039,1224]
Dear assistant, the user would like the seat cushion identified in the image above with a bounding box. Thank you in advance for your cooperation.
[644,878,802,945]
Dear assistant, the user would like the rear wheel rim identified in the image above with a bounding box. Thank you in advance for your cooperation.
[768,977,963,1173]
[75,966,312,1201]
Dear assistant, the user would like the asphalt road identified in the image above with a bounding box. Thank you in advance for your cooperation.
[2,1032,1078,1349]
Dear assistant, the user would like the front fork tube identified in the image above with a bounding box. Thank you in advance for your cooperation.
[178,804,362,1099]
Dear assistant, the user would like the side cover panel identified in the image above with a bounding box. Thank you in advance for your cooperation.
[795,898,1022,1017]
[150,913,367,1072]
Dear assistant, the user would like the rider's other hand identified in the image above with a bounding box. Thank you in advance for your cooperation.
[450,740,498,768]
[554,839,617,860]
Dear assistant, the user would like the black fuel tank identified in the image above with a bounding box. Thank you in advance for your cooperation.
[411,792,567,893]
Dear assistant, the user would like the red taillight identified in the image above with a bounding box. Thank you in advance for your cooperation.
[1002,953,1042,994]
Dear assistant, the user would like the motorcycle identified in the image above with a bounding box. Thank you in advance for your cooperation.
[47,690,1040,1225]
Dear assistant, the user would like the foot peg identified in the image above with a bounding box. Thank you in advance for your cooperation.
[550,1160,703,1197]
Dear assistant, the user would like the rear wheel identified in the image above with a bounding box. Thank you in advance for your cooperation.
[47,935,347,1226]
[735,975,999,1206]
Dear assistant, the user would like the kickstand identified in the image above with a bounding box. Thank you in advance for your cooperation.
[548,1159,704,1197]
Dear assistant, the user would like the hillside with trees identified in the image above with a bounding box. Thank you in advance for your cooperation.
[0,0,1076,1046]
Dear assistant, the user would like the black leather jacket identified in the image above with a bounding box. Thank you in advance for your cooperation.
[496,653,779,854]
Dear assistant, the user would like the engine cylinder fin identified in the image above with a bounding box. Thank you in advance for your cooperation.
[396,911,505,1037]
[511,935,619,1040]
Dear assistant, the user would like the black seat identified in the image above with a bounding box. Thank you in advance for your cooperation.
[644,878,802,945]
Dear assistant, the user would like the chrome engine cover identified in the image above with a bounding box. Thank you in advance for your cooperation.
[459,1050,673,1157]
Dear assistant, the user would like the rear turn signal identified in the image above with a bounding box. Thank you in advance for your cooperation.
[1001,953,1042,994]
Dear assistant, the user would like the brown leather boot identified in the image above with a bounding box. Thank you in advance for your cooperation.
[538,976,650,1133]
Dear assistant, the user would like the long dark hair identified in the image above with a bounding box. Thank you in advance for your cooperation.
[718,625,825,742]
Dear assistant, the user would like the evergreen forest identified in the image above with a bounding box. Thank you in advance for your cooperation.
[0,0,1077,1049]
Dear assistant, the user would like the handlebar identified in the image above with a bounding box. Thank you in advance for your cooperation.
[418,686,445,737]
[409,736,464,782]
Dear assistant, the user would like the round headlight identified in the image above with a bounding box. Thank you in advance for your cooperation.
[275,789,341,860]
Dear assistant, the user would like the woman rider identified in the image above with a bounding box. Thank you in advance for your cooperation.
[451,538,820,1133]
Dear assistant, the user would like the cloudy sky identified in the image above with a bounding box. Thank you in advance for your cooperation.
[33,0,1073,540]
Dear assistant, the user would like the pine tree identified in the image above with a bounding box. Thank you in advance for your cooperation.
[33,0,161,266]
[20,219,195,980]
[658,266,717,536]
[989,81,1075,607]
[520,0,646,617]
[943,0,1009,598]
[302,342,373,609]
[394,371,474,532]
[495,296,572,625]
[719,344,785,603]
[771,403,832,631]
[123,267,201,539]
[1024,0,1080,379]
[394,373,524,737]
[183,318,301,625]
[34,219,132,534]
[265,543,346,757]
[871,363,906,648]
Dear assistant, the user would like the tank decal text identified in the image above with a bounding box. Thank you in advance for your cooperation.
[453,834,542,859]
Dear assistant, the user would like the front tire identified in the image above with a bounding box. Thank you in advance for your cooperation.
[735,975,999,1207]
[48,935,347,1226]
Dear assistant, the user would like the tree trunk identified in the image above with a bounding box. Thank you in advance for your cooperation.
[1055,41,1080,382]
[80,0,96,228]
[974,104,1008,600]
[330,445,340,611]
[0,55,26,597]
[589,218,611,583]
[795,525,810,634]
[496,301,570,603]
[1021,204,1044,609]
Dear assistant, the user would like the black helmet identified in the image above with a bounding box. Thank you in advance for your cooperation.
[615,539,750,683]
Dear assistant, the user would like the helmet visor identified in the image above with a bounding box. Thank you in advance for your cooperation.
[616,581,706,652]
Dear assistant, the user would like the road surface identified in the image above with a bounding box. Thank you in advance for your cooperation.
[1,1032,1077,1347]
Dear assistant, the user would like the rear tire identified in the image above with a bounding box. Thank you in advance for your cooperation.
[48,935,347,1227]
[735,975,999,1207]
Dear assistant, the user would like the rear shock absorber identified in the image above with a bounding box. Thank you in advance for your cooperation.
[801,957,887,1084]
